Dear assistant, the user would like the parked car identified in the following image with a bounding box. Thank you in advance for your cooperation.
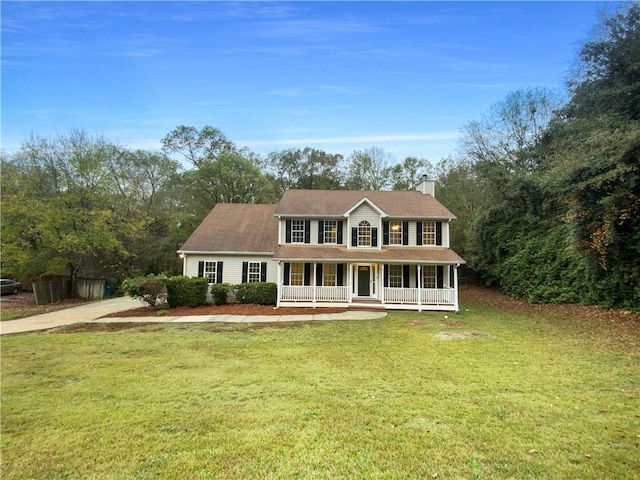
[0,279,22,295]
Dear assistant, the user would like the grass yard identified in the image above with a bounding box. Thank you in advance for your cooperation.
[1,288,638,479]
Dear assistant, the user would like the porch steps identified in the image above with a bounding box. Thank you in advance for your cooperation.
[348,298,386,311]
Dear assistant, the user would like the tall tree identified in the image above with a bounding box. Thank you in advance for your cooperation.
[267,147,343,196]
[345,147,394,190]
[387,156,433,190]
[161,125,235,167]
[1,132,128,288]
[460,87,561,173]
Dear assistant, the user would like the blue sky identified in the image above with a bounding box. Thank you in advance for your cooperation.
[2,1,607,162]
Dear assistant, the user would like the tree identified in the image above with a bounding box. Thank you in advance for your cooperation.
[387,156,433,191]
[1,132,128,288]
[344,147,394,190]
[161,125,235,167]
[567,3,640,121]
[267,147,343,196]
[176,151,275,221]
[460,87,561,173]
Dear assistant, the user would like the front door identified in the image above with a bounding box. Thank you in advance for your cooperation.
[357,266,370,296]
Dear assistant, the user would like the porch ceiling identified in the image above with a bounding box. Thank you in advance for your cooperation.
[273,245,465,264]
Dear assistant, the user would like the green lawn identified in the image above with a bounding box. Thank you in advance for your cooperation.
[1,291,639,479]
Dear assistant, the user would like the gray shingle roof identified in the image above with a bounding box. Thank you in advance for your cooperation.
[274,189,456,218]
[274,245,465,264]
[179,203,278,253]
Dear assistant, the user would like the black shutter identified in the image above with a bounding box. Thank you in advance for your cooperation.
[403,265,410,288]
[316,263,323,286]
[216,261,223,283]
[304,220,311,244]
[198,261,205,278]
[242,262,248,283]
[437,266,444,288]
[337,221,343,244]
[383,221,389,245]
[337,264,344,286]
[384,264,389,287]
[415,266,419,288]
[303,263,311,286]
[416,222,423,245]
[260,262,267,282]
[318,221,324,244]
[283,263,290,285]
[402,222,409,245]
[285,220,292,243]
[371,227,378,247]
[436,222,442,246]
[450,265,455,287]
[351,227,357,247]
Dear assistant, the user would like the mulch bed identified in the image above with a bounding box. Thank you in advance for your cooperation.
[101,303,348,318]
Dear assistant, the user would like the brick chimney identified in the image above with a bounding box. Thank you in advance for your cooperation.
[416,175,435,197]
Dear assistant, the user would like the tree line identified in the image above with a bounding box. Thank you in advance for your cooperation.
[2,4,638,308]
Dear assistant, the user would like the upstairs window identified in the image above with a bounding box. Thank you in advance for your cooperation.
[358,221,371,247]
[323,220,337,244]
[389,221,402,245]
[422,221,436,245]
[291,220,305,243]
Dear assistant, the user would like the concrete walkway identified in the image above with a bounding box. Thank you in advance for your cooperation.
[1,297,387,335]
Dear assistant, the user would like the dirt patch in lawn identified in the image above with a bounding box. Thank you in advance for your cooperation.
[101,303,348,318]
[434,331,491,340]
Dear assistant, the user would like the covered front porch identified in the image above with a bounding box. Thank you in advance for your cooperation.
[276,261,460,312]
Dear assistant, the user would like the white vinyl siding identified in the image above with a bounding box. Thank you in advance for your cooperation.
[184,255,275,284]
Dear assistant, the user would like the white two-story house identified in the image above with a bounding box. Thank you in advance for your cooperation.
[178,178,465,311]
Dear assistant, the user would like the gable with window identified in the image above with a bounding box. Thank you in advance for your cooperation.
[351,220,378,247]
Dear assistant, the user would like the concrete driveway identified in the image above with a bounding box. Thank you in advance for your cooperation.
[0,296,144,335]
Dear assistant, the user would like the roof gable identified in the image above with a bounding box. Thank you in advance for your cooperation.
[342,196,388,218]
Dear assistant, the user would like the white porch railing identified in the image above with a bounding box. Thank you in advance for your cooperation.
[384,287,455,305]
[280,286,349,302]
[316,286,350,302]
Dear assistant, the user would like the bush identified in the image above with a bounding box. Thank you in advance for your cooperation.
[166,276,208,308]
[210,283,232,306]
[233,282,277,305]
[120,274,168,308]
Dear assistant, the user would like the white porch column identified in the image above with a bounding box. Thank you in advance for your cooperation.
[454,263,460,313]
[312,263,317,304]
[347,263,352,301]
[417,264,422,311]
[380,264,385,304]
[276,262,282,307]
